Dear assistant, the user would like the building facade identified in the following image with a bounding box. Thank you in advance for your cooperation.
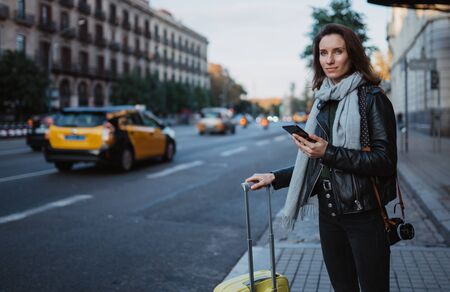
[387,8,450,135]
[0,0,209,108]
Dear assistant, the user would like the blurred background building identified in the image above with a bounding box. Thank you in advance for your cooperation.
[0,0,209,109]
[386,6,449,135]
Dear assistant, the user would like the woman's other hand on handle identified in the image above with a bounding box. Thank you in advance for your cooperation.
[245,173,275,190]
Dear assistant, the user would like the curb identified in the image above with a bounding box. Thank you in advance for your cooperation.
[397,161,450,245]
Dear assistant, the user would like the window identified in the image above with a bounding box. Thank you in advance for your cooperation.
[97,55,104,74]
[40,4,51,24]
[127,112,143,125]
[135,38,140,51]
[39,41,50,67]
[110,58,117,76]
[95,24,103,39]
[109,3,116,20]
[17,0,25,17]
[79,17,88,35]
[61,12,69,30]
[61,47,71,70]
[122,35,128,48]
[16,34,26,53]
[96,0,102,10]
[145,20,149,34]
[154,25,159,38]
[123,10,128,22]
[141,113,158,128]
[79,51,88,72]
[123,61,129,74]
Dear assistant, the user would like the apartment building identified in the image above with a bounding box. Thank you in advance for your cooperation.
[387,8,449,135]
[0,0,209,108]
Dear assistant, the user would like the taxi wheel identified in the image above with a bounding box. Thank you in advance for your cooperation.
[118,148,134,172]
[199,131,204,135]
[162,141,175,162]
[55,162,73,172]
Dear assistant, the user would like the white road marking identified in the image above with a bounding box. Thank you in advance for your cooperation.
[220,146,247,157]
[256,139,270,146]
[0,195,93,225]
[147,160,204,179]
[274,135,287,142]
[0,169,57,184]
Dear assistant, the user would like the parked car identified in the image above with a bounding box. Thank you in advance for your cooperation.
[196,107,235,135]
[44,106,176,172]
[26,114,54,151]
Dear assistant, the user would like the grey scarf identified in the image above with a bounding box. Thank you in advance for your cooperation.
[281,72,365,230]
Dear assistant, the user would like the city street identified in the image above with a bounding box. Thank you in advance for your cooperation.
[0,123,294,292]
[1,123,449,291]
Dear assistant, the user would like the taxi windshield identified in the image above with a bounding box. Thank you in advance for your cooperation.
[203,112,221,119]
[55,112,106,127]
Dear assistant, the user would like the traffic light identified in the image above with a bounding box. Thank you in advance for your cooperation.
[431,70,439,90]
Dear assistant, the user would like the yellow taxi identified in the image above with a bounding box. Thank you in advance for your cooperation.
[293,111,309,123]
[44,106,176,171]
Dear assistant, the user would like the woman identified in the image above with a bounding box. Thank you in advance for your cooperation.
[246,23,397,292]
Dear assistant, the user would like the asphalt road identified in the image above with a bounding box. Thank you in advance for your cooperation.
[0,122,296,292]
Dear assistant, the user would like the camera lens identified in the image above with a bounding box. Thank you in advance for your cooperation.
[398,223,415,240]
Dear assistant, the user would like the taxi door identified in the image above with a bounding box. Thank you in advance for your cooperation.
[125,112,153,159]
[141,112,166,157]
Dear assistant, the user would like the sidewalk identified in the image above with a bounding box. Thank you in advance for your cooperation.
[222,130,450,291]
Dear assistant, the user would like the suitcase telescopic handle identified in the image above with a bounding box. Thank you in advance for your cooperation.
[241,182,278,292]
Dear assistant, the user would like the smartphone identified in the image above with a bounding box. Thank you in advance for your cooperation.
[282,124,315,142]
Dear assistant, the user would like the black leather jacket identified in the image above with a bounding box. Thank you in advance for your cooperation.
[272,85,397,215]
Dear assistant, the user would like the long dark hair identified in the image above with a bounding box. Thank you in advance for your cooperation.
[312,23,380,90]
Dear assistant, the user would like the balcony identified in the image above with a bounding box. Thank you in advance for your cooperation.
[78,32,92,44]
[154,34,160,43]
[14,10,35,27]
[122,20,131,30]
[78,1,91,15]
[94,9,106,21]
[121,45,132,55]
[144,30,151,39]
[133,49,143,59]
[38,20,57,33]
[95,36,107,48]
[60,27,76,39]
[59,0,74,9]
[0,4,9,20]
[163,38,169,46]
[134,26,142,35]
[109,15,119,26]
[109,41,120,52]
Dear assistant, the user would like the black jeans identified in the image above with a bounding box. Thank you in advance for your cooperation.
[317,184,391,292]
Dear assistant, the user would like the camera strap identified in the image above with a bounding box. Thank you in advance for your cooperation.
[358,85,406,230]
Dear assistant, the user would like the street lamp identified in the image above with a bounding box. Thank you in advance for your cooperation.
[47,18,86,111]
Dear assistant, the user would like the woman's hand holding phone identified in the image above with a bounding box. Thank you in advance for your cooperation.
[292,133,328,159]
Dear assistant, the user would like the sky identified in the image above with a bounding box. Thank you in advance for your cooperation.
[151,0,391,99]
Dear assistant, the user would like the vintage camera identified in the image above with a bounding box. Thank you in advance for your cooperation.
[388,218,415,245]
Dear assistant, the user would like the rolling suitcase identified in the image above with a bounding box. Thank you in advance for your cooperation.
[214,183,290,292]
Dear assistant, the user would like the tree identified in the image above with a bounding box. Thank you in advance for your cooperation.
[372,49,392,81]
[301,0,376,67]
[208,63,246,107]
[111,71,152,106]
[0,50,49,121]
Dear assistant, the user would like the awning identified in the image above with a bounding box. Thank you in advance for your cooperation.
[367,1,450,13]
